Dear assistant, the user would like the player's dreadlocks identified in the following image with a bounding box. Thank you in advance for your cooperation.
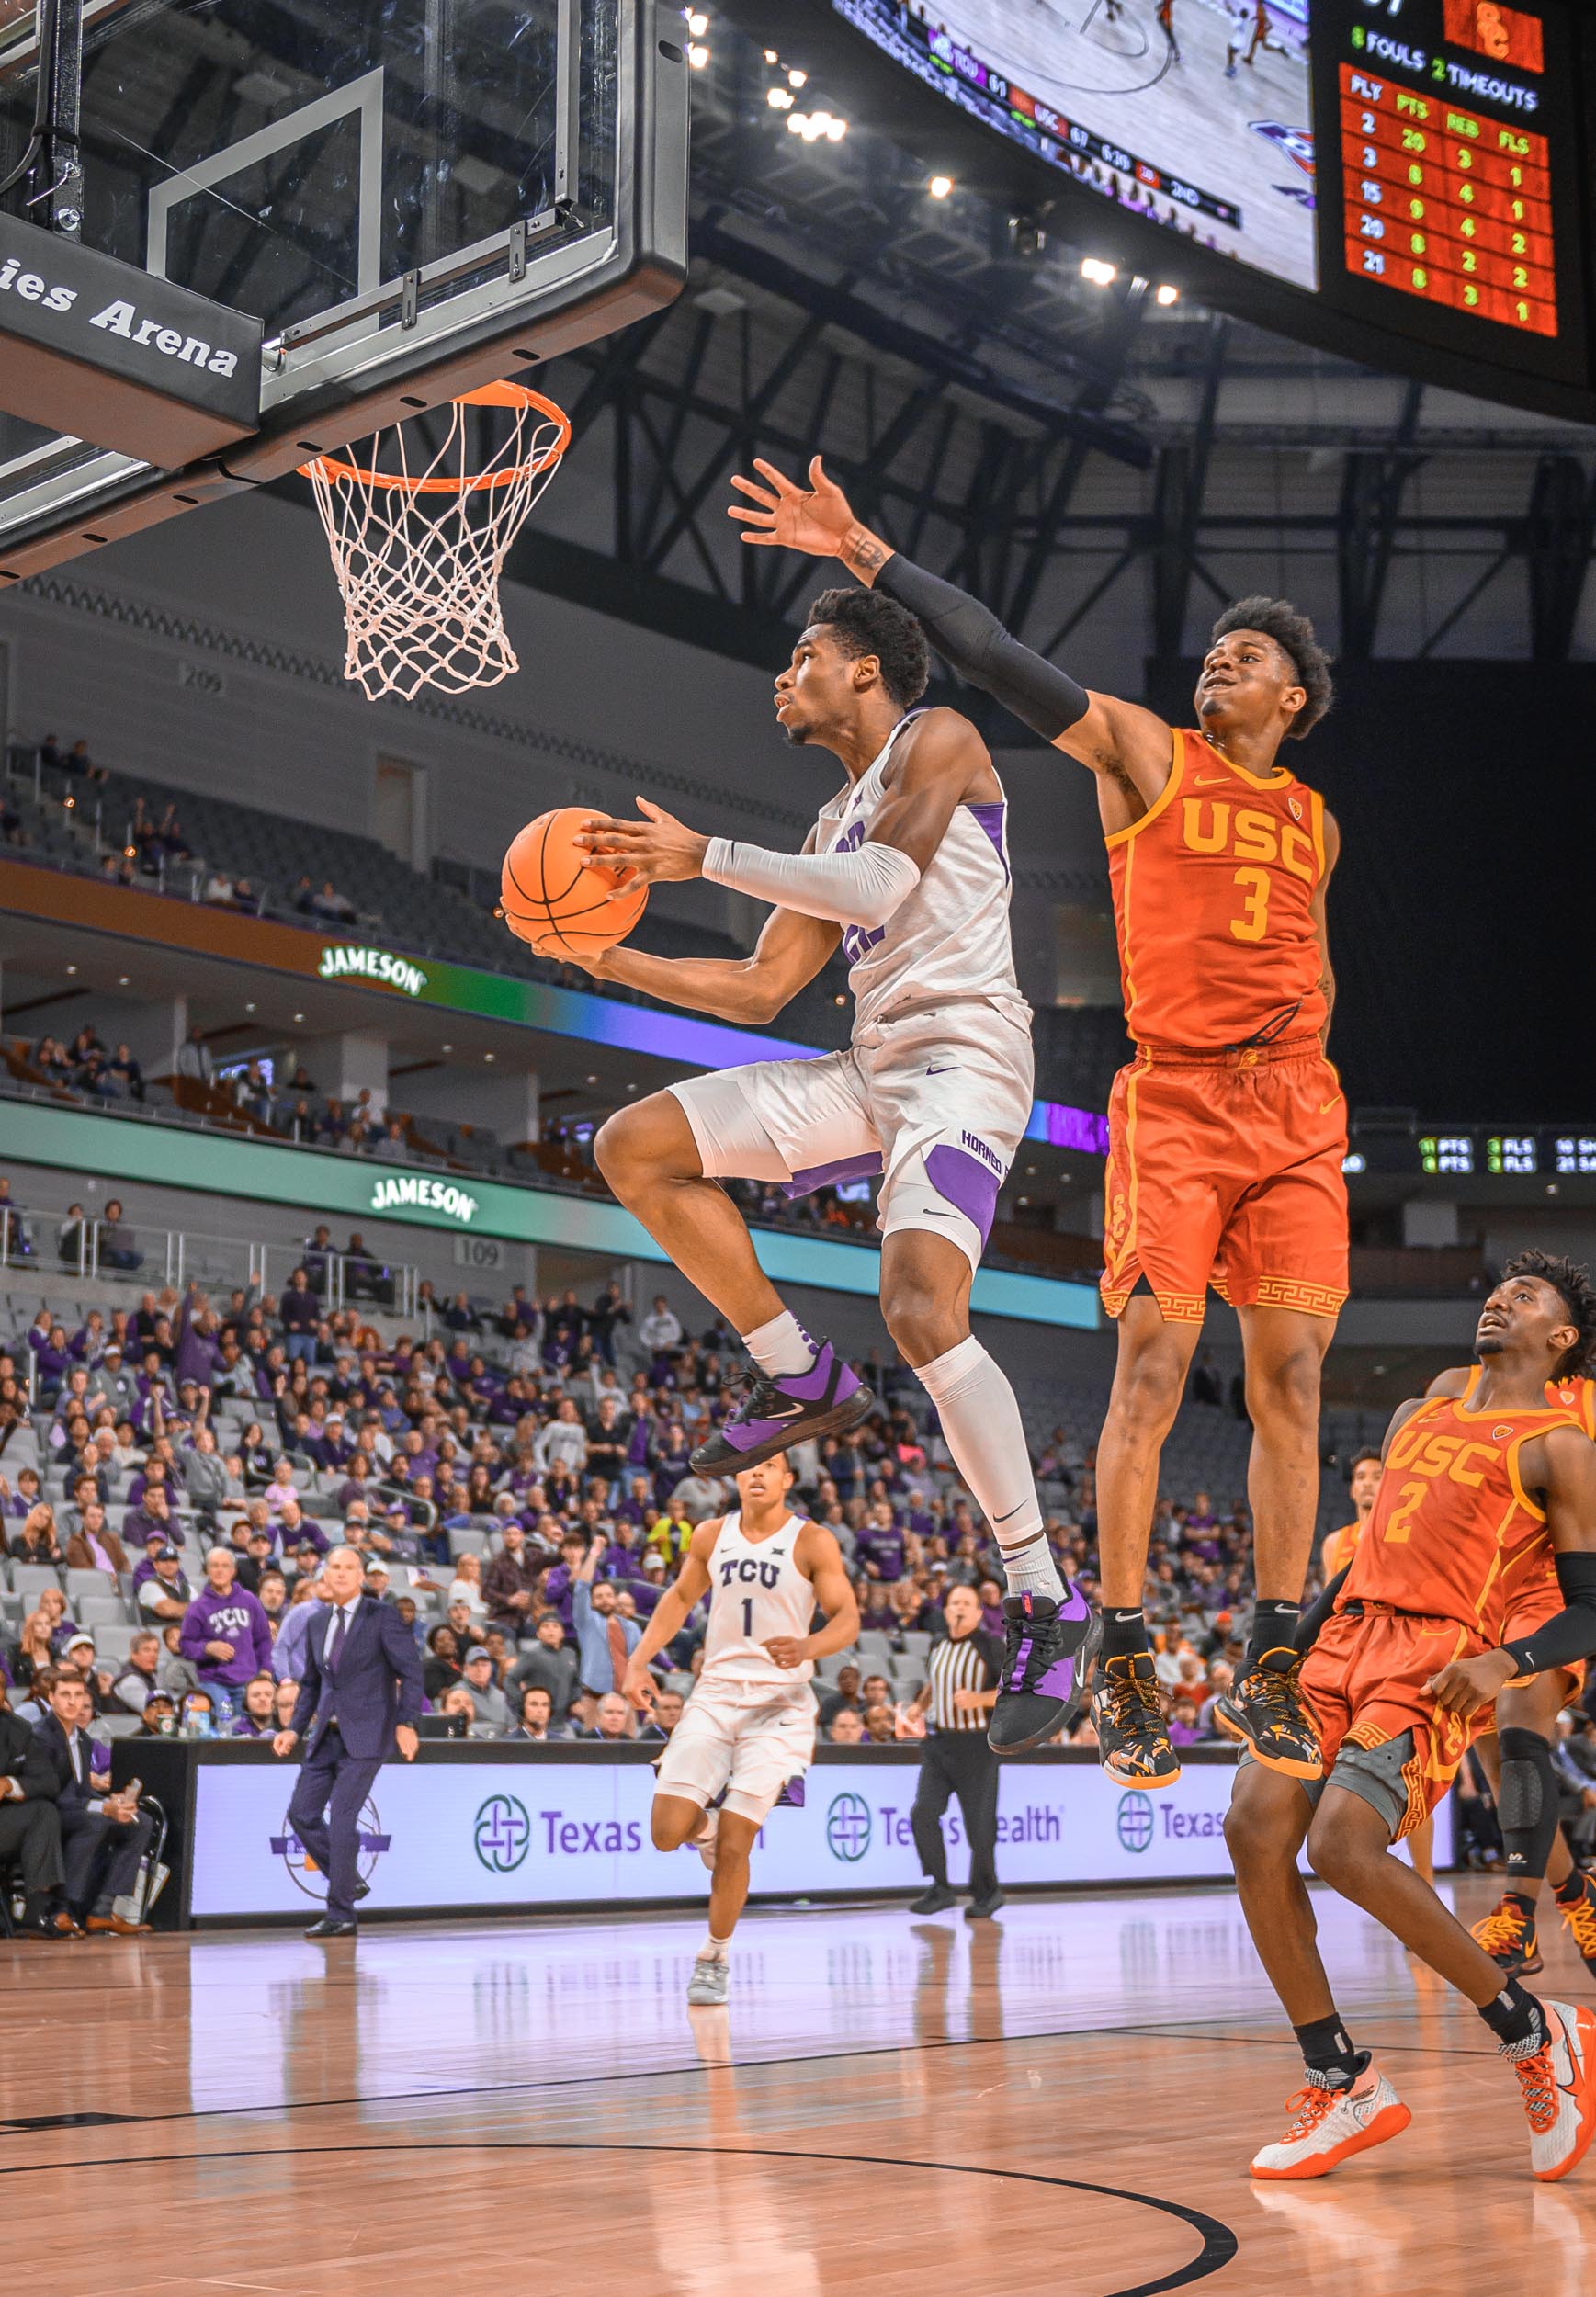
[1211,595,1333,740]
[1500,1248,1596,1380]
[809,585,931,710]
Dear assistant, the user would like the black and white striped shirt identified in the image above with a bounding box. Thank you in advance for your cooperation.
[924,1629,1004,1732]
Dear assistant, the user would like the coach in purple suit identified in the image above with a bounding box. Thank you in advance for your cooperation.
[273,1545,423,1937]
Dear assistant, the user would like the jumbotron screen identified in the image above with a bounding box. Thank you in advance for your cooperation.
[836,0,1588,390]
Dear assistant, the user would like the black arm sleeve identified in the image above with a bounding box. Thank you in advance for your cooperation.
[1502,1548,1596,1679]
[872,553,1090,742]
[1294,1566,1351,1655]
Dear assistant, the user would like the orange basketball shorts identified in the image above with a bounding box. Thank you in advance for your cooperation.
[1299,1607,1489,1841]
[1100,1035,1348,1325]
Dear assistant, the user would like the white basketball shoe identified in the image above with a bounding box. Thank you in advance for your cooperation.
[1251,2059,1411,2180]
[1506,1999,1596,2181]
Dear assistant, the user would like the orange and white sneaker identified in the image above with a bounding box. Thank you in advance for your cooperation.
[1251,2060,1411,2180]
[1508,1999,1596,2182]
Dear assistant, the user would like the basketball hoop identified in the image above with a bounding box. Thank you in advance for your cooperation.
[303,380,570,703]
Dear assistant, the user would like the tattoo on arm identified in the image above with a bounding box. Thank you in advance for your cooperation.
[843,525,888,577]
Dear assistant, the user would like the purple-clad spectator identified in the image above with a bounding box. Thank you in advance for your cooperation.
[279,1268,320,1363]
[854,1501,906,1582]
[179,1546,273,1719]
[229,1673,279,1737]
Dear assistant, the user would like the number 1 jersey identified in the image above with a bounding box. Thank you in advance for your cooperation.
[701,1511,818,1691]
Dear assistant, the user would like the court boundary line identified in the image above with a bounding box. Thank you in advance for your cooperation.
[0,2139,1239,2297]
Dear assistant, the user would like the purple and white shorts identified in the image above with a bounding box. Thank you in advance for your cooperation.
[669,998,1034,1274]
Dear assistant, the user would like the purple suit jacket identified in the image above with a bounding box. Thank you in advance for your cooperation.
[289,1593,424,1759]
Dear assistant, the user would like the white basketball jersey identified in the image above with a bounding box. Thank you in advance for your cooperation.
[701,1511,816,1690]
[813,713,1025,1035]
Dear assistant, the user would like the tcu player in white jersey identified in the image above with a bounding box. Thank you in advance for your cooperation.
[568,584,1090,1753]
[623,1456,857,2004]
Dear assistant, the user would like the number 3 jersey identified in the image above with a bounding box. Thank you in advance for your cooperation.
[1338,1392,1586,1641]
[701,1511,819,1692]
[1107,727,1330,1050]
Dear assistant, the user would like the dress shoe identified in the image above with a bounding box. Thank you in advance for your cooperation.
[85,1913,153,1935]
[27,1910,84,1940]
[354,1879,370,1901]
[965,1890,1006,1920]
[304,1917,357,1939]
[910,1884,960,1915]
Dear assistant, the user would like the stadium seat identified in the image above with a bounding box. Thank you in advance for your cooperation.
[66,1567,116,1604]
[12,1564,62,1607]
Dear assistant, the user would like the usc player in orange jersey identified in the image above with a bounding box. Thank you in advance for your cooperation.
[1321,1446,1384,1579]
[732,455,1343,1790]
[1228,1255,1596,2182]
[1423,1338,1596,1979]
[1317,1447,1434,1884]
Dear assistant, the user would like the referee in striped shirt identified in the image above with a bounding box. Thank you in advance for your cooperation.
[909,1584,1007,1918]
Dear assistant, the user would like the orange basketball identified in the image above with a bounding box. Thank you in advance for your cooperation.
[499,806,648,956]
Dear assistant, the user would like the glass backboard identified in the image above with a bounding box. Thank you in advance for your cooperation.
[0,0,685,572]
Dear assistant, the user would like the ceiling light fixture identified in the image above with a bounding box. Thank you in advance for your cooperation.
[1155,282,1180,306]
[1081,256,1118,285]
[928,174,954,199]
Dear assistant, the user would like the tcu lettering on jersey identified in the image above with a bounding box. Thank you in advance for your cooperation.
[719,1556,784,1590]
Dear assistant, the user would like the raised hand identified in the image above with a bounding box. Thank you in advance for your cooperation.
[729,455,857,556]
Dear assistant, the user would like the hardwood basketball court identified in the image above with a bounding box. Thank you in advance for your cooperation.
[2,1873,1587,2295]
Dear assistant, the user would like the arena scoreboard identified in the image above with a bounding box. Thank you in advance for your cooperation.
[766,0,1596,421]
[1342,1130,1596,1177]
[1321,0,1586,388]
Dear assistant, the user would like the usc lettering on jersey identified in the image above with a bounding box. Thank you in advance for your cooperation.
[1341,1394,1584,1639]
[1461,1367,1596,1685]
[1107,729,1330,1050]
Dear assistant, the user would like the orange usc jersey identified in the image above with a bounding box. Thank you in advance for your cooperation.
[1340,1393,1584,1641]
[1460,1366,1596,1690]
[1322,1518,1364,1578]
[1106,728,1330,1052]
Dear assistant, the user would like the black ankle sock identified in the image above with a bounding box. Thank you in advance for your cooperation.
[1245,1600,1302,1670]
[1101,1607,1149,1663]
[1477,1976,1544,2050]
[1293,2013,1362,2086]
[1555,1873,1585,1907]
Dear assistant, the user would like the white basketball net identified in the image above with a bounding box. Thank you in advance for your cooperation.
[305,387,568,703]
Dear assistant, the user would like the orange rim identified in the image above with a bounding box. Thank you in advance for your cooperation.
[301,382,571,494]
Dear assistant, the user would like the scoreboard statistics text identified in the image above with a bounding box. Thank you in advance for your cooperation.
[1340,62,1555,336]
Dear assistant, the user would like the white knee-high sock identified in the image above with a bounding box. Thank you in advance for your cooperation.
[916,1337,1063,1601]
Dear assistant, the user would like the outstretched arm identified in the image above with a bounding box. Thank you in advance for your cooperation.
[730,456,1174,826]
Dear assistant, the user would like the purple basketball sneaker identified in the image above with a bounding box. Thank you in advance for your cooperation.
[988,1584,1093,1753]
[690,1340,876,1475]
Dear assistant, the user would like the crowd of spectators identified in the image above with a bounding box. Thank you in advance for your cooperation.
[5,1228,1595,1917]
[0,1248,1284,1770]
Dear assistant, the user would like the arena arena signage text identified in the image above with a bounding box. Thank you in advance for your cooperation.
[317,944,429,996]
[369,1175,480,1224]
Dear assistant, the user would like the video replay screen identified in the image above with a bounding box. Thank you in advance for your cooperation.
[839,0,1319,289]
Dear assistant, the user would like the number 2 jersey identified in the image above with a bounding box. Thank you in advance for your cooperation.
[1107,728,1330,1050]
[1338,1390,1588,1643]
[700,1510,819,1694]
